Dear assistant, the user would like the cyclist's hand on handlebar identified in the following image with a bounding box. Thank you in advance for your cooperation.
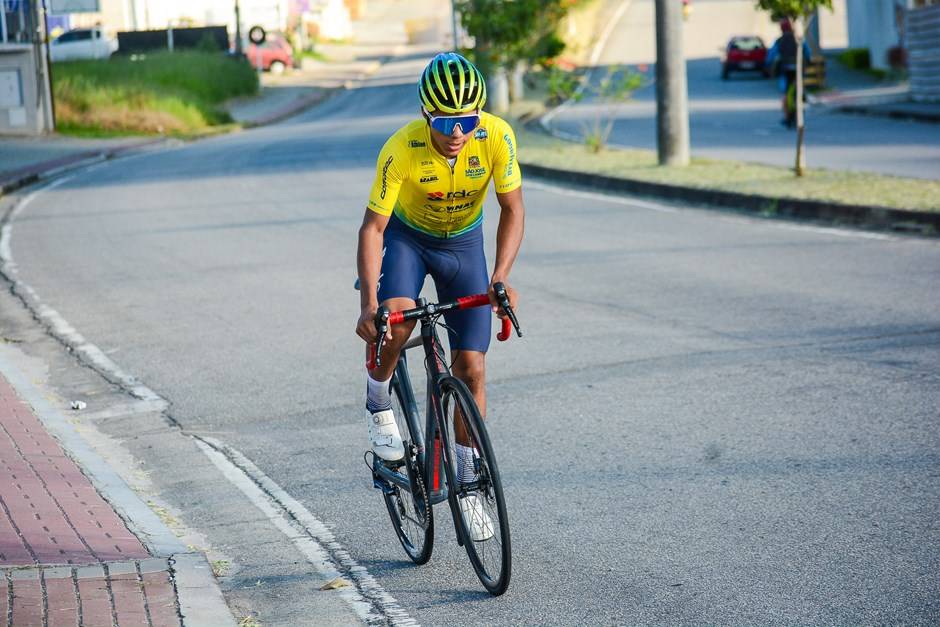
[488,280,517,320]
[357,305,389,344]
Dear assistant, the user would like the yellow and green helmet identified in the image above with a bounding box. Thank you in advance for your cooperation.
[418,52,487,114]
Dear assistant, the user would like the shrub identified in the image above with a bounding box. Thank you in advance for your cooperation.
[53,51,258,135]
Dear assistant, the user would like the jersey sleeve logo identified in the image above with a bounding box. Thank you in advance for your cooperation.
[380,155,394,200]
[502,133,516,178]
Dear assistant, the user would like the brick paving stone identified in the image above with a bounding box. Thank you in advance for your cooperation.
[0,375,148,567]
[110,573,149,627]
[141,571,181,627]
[43,568,79,627]
[76,575,113,627]
[0,512,33,564]
[0,573,8,626]
[9,570,43,626]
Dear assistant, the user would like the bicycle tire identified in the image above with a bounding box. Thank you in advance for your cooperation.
[382,371,434,564]
[440,376,511,595]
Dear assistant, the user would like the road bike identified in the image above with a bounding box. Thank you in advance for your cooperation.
[364,283,521,596]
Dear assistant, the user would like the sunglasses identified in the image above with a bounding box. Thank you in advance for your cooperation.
[423,108,481,136]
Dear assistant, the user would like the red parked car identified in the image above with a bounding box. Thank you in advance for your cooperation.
[246,35,294,74]
[721,36,768,79]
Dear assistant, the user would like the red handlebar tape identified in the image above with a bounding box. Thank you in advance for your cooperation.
[367,293,512,370]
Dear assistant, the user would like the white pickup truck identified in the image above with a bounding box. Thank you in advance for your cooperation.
[50,27,118,62]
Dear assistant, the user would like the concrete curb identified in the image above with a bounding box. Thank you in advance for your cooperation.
[172,553,238,627]
[519,160,940,236]
[834,104,940,124]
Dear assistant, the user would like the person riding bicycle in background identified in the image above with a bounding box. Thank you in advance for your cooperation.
[356,53,525,485]
[765,18,812,128]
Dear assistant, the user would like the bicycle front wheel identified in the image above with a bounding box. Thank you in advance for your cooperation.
[382,371,434,564]
[440,376,511,596]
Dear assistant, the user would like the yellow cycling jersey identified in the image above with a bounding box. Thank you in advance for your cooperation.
[367,111,522,238]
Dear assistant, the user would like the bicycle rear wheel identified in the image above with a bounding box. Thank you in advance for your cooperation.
[440,376,511,595]
[382,370,434,564]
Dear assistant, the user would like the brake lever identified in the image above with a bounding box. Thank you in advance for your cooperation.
[373,306,390,368]
[492,282,522,338]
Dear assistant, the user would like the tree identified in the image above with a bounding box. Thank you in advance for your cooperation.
[756,0,833,176]
[455,0,578,104]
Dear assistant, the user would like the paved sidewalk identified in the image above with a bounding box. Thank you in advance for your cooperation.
[806,52,940,124]
[0,371,231,626]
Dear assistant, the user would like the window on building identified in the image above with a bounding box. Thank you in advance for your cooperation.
[2,0,38,45]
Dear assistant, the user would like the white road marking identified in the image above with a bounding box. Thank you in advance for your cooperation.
[196,437,418,627]
[2,163,413,626]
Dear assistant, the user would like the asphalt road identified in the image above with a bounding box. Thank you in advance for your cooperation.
[549,0,940,180]
[9,53,940,624]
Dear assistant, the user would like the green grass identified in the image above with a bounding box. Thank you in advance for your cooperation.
[516,126,940,213]
[53,51,258,136]
[298,49,328,62]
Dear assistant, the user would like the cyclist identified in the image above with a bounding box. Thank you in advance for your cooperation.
[766,18,811,128]
[356,52,525,538]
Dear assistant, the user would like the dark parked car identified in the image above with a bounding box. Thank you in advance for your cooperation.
[721,36,768,79]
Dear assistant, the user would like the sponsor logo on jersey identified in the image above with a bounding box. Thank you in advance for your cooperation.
[409,140,426,148]
[503,133,516,178]
[474,127,488,140]
[420,175,439,183]
[380,156,394,199]
[423,201,475,213]
[468,156,481,168]
[465,167,486,179]
[427,189,479,201]
[421,160,434,166]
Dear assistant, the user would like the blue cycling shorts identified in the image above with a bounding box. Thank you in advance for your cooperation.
[378,214,491,353]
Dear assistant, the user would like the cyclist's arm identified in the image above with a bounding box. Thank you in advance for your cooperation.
[490,187,525,313]
[357,137,405,341]
[488,121,524,312]
[358,209,390,313]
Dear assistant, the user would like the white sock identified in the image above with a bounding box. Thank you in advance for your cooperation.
[456,443,479,484]
[366,375,391,413]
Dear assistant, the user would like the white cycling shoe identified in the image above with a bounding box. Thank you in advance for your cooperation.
[459,493,494,542]
[368,409,404,462]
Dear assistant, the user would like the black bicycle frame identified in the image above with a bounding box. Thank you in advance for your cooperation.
[371,298,461,511]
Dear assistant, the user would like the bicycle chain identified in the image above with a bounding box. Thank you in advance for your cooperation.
[410,465,431,531]
[405,444,432,531]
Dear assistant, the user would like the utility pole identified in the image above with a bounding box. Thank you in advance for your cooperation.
[39,0,55,131]
[34,0,55,132]
[234,0,243,55]
[654,0,689,166]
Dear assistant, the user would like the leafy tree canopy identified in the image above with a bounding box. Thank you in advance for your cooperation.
[456,0,586,71]
[755,0,833,20]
